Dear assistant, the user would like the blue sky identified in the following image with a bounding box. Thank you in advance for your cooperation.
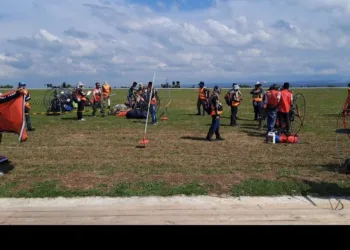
[0,0,350,87]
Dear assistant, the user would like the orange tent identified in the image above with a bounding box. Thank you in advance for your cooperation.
[0,90,27,142]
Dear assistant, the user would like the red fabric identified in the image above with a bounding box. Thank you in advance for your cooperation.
[0,90,27,142]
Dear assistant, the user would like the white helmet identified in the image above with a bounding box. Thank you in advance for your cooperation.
[233,85,240,90]
[77,82,84,88]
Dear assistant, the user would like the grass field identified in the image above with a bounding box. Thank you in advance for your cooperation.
[0,87,349,197]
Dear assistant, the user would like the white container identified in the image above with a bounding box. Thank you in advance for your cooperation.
[267,132,276,144]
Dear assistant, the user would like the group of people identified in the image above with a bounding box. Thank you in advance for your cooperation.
[126,81,159,125]
[196,81,294,141]
[72,81,112,121]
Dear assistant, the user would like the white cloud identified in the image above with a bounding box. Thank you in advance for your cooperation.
[0,0,349,86]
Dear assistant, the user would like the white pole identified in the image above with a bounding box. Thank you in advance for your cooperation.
[18,94,26,142]
[143,72,156,136]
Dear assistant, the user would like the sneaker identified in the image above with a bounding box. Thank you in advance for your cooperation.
[27,128,36,131]
[79,118,86,122]
[216,137,224,141]
[152,122,158,125]
[206,137,214,141]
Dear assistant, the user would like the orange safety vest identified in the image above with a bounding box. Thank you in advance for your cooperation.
[252,88,263,102]
[199,88,207,100]
[265,90,280,108]
[211,95,223,115]
[75,89,87,101]
[279,89,293,113]
[93,88,102,102]
[231,92,241,107]
[102,83,111,98]
[149,89,157,105]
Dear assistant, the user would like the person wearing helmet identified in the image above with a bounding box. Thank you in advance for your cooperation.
[250,81,264,121]
[225,83,242,126]
[263,84,281,133]
[197,81,209,116]
[206,86,224,141]
[17,82,35,131]
[102,81,112,110]
[73,82,87,121]
[92,82,105,117]
[127,82,138,109]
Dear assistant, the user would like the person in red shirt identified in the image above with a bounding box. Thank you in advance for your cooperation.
[278,82,293,135]
[264,84,281,133]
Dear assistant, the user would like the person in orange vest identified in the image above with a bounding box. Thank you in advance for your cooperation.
[250,81,264,121]
[73,82,87,121]
[92,82,105,117]
[225,84,242,127]
[17,82,35,131]
[206,86,224,141]
[278,82,293,135]
[146,81,158,125]
[197,81,209,116]
[102,81,112,109]
[264,84,281,133]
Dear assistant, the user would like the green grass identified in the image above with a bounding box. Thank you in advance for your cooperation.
[0,87,349,197]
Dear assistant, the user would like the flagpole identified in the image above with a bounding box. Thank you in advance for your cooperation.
[18,94,26,142]
[139,72,156,145]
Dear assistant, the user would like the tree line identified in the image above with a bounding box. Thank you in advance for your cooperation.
[0,85,13,88]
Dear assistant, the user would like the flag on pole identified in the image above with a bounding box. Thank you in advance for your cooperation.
[0,90,28,142]
[139,72,156,146]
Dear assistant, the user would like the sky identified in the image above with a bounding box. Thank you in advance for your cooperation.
[0,0,350,87]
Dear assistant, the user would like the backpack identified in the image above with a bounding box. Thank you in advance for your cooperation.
[71,89,78,103]
[224,92,232,106]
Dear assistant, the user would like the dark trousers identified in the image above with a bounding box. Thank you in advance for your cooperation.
[92,101,105,116]
[279,112,291,134]
[197,98,206,115]
[77,101,85,120]
[230,106,238,125]
[25,107,32,130]
[253,101,263,120]
[207,115,221,139]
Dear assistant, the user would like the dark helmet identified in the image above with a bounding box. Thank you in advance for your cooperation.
[148,81,153,86]
[232,82,238,87]
[347,83,350,87]
[198,81,205,87]
[271,84,279,90]
[95,82,100,87]
[132,81,138,86]
[18,82,26,88]
[213,85,221,94]
[283,82,290,89]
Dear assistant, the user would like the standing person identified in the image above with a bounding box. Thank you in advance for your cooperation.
[127,82,138,108]
[146,81,158,125]
[206,86,224,141]
[264,84,281,133]
[102,81,112,109]
[250,81,264,121]
[73,82,87,121]
[17,82,35,131]
[92,82,105,117]
[279,82,293,135]
[197,81,209,116]
[225,83,242,127]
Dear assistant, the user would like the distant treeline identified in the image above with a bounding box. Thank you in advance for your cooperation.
[0,85,13,88]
